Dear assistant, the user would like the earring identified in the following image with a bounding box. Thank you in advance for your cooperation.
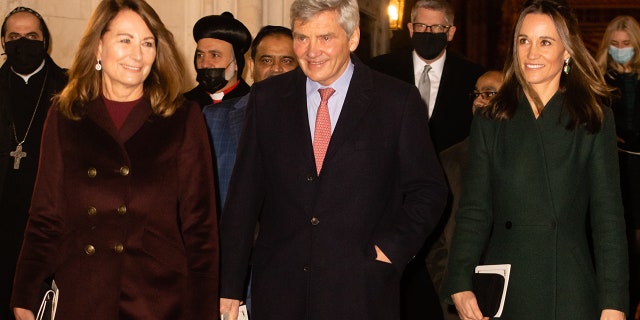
[95,59,102,71]
[563,57,571,75]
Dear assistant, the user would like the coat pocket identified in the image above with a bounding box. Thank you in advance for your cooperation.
[141,228,188,275]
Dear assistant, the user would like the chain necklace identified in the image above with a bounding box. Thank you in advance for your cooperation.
[9,67,49,170]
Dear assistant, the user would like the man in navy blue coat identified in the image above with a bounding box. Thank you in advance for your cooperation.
[218,1,448,319]
[185,12,252,212]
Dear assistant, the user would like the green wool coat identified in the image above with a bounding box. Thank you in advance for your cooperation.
[442,92,629,319]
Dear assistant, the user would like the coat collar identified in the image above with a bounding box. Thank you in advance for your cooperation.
[85,97,154,143]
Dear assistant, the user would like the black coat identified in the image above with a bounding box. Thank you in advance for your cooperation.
[368,50,485,152]
[220,56,448,320]
[0,56,67,319]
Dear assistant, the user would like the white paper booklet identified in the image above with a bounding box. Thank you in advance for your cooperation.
[238,304,249,320]
[475,264,511,317]
[36,280,58,320]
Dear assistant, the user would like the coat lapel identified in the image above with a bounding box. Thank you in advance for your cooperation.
[118,98,153,142]
[430,56,451,122]
[323,56,372,167]
[85,98,118,139]
[285,69,316,167]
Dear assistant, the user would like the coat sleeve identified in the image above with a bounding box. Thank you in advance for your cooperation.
[440,115,495,303]
[177,103,220,318]
[219,90,265,300]
[371,85,449,269]
[11,106,65,312]
[589,108,629,312]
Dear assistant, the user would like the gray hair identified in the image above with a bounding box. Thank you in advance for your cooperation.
[290,0,359,38]
[411,0,455,25]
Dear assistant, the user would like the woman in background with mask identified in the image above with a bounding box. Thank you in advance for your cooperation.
[596,15,640,320]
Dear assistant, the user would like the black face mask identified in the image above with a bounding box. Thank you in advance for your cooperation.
[196,68,229,93]
[411,32,448,61]
[4,37,46,74]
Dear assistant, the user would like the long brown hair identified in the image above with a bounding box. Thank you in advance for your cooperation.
[482,0,609,133]
[56,0,186,120]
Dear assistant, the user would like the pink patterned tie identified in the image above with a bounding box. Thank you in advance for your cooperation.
[313,87,335,174]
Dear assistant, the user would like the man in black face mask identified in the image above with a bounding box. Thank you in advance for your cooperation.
[369,1,484,320]
[0,6,68,320]
[369,0,484,154]
[184,12,252,109]
[183,12,252,215]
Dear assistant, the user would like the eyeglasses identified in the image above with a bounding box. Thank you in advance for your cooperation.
[470,91,497,100]
[411,23,451,33]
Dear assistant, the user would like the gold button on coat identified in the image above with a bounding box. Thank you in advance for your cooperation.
[87,206,97,216]
[87,167,97,178]
[310,217,320,225]
[117,205,127,215]
[84,244,96,255]
[119,166,130,176]
[113,243,124,254]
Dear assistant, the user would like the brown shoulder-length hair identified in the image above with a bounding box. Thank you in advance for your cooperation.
[595,15,640,78]
[56,0,187,120]
[482,0,609,133]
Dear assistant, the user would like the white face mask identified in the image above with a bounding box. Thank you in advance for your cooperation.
[609,46,635,65]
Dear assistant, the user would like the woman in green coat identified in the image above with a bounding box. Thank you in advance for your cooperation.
[441,1,629,319]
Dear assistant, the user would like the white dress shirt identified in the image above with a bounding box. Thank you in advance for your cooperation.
[306,61,355,141]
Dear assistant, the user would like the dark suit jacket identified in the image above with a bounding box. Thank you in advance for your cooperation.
[368,49,485,152]
[11,99,219,319]
[220,56,448,320]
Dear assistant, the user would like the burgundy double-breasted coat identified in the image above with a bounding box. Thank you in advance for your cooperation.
[11,98,219,319]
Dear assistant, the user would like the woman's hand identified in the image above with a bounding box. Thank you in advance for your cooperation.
[600,308,625,320]
[451,291,488,320]
[13,307,35,320]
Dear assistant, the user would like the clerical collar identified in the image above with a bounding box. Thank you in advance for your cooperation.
[209,80,241,103]
[12,60,46,84]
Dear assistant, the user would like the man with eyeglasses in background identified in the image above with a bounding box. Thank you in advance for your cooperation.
[370,0,484,153]
[0,6,68,320]
[369,1,484,319]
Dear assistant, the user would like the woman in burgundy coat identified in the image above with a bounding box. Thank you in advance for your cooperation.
[10,1,219,319]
